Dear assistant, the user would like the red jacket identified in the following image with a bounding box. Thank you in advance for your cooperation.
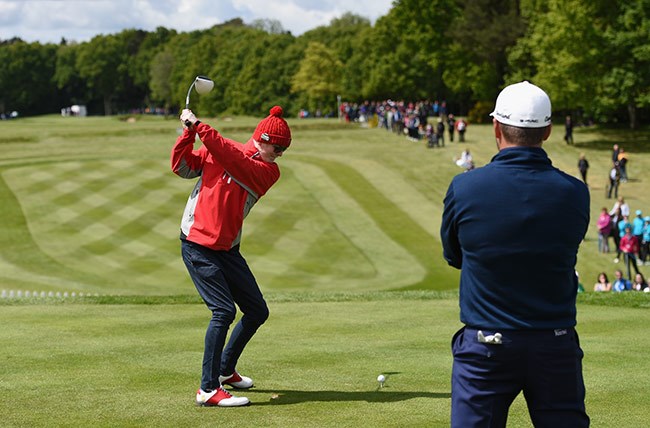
[619,233,639,254]
[171,123,280,250]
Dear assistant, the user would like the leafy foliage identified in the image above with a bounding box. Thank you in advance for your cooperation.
[291,41,343,112]
[0,40,60,115]
[0,0,648,125]
[445,0,525,108]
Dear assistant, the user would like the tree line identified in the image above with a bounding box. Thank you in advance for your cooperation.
[0,0,648,127]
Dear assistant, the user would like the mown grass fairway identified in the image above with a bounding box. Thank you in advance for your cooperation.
[1,115,650,427]
[1,115,650,292]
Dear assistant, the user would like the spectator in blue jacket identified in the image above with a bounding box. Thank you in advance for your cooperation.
[642,216,650,265]
[614,215,632,263]
[632,209,644,242]
[441,81,590,428]
[612,269,632,292]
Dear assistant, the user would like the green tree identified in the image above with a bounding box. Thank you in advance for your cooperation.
[164,19,252,115]
[507,1,605,119]
[54,42,86,106]
[131,27,177,110]
[445,0,525,115]
[301,13,371,61]
[250,18,287,34]
[291,41,343,113]
[0,40,60,115]
[160,30,212,114]
[74,30,150,115]
[503,0,650,127]
[362,0,458,101]
[190,24,259,114]
[597,0,650,128]
[113,29,149,112]
[229,32,301,115]
[300,13,372,101]
[149,47,175,115]
[75,34,129,115]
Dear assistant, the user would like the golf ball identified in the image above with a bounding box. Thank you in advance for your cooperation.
[377,374,386,383]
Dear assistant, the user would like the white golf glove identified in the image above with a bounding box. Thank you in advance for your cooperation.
[477,330,503,345]
[180,109,198,127]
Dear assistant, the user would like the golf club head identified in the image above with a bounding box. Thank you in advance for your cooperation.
[185,75,214,109]
[194,76,214,95]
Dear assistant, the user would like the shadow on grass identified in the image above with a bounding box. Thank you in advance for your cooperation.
[252,389,450,406]
[572,126,650,153]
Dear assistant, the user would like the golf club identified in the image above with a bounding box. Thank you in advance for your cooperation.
[184,75,214,126]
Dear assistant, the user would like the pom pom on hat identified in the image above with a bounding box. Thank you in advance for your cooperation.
[269,105,283,117]
[253,105,292,147]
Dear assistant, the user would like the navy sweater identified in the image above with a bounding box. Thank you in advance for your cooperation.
[441,147,589,330]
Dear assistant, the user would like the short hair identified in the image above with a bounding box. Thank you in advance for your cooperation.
[499,123,549,147]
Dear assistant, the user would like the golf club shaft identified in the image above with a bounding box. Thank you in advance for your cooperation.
[185,82,195,109]
[184,82,195,127]
[184,76,214,128]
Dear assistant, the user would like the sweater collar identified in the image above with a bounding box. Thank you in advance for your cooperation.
[490,146,552,166]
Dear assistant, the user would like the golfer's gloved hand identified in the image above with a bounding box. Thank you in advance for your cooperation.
[180,109,198,128]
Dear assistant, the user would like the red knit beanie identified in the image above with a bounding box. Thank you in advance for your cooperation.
[253,106,292,147]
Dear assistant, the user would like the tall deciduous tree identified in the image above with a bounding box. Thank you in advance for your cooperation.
[0,40,59,115]
[229,32,300,115]
[205,28,257,114]
[149,47,175,115]
[54,42,86,106]
[363,0,458,101]
[507,1,605,119]
[76,34,129,115]
[300,13,372,101]
[445,0,525,115]
[598,0,650,128]
[291,42,343,112]
[250,18,287,34]
[132,27,177,110]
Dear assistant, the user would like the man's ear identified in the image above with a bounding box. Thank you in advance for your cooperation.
[542,124,552,141]
[493,118,501,139]
[493,118,503,149]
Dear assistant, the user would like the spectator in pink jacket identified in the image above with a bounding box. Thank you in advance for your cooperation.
[596,207,612,252]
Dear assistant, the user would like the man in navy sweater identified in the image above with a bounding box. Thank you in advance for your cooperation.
[441,81,590,427]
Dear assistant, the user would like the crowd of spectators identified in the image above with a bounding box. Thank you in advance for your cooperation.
[338,100,468,148]
[592,270,649,292]
[596,194,649,286]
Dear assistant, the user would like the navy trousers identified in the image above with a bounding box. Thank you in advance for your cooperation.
[451,326,589,428]
[181,240,269,391]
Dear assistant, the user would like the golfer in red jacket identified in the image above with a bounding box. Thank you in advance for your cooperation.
[172,106,292,407]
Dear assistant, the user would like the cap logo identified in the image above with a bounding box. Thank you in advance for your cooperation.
[261,133,270,142]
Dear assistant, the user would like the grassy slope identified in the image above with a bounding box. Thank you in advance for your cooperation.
[2,115,648,294]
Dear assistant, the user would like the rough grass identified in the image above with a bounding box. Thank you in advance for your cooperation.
[0,294,648,427]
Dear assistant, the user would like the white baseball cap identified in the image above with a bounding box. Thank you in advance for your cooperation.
[490,81,552,128]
